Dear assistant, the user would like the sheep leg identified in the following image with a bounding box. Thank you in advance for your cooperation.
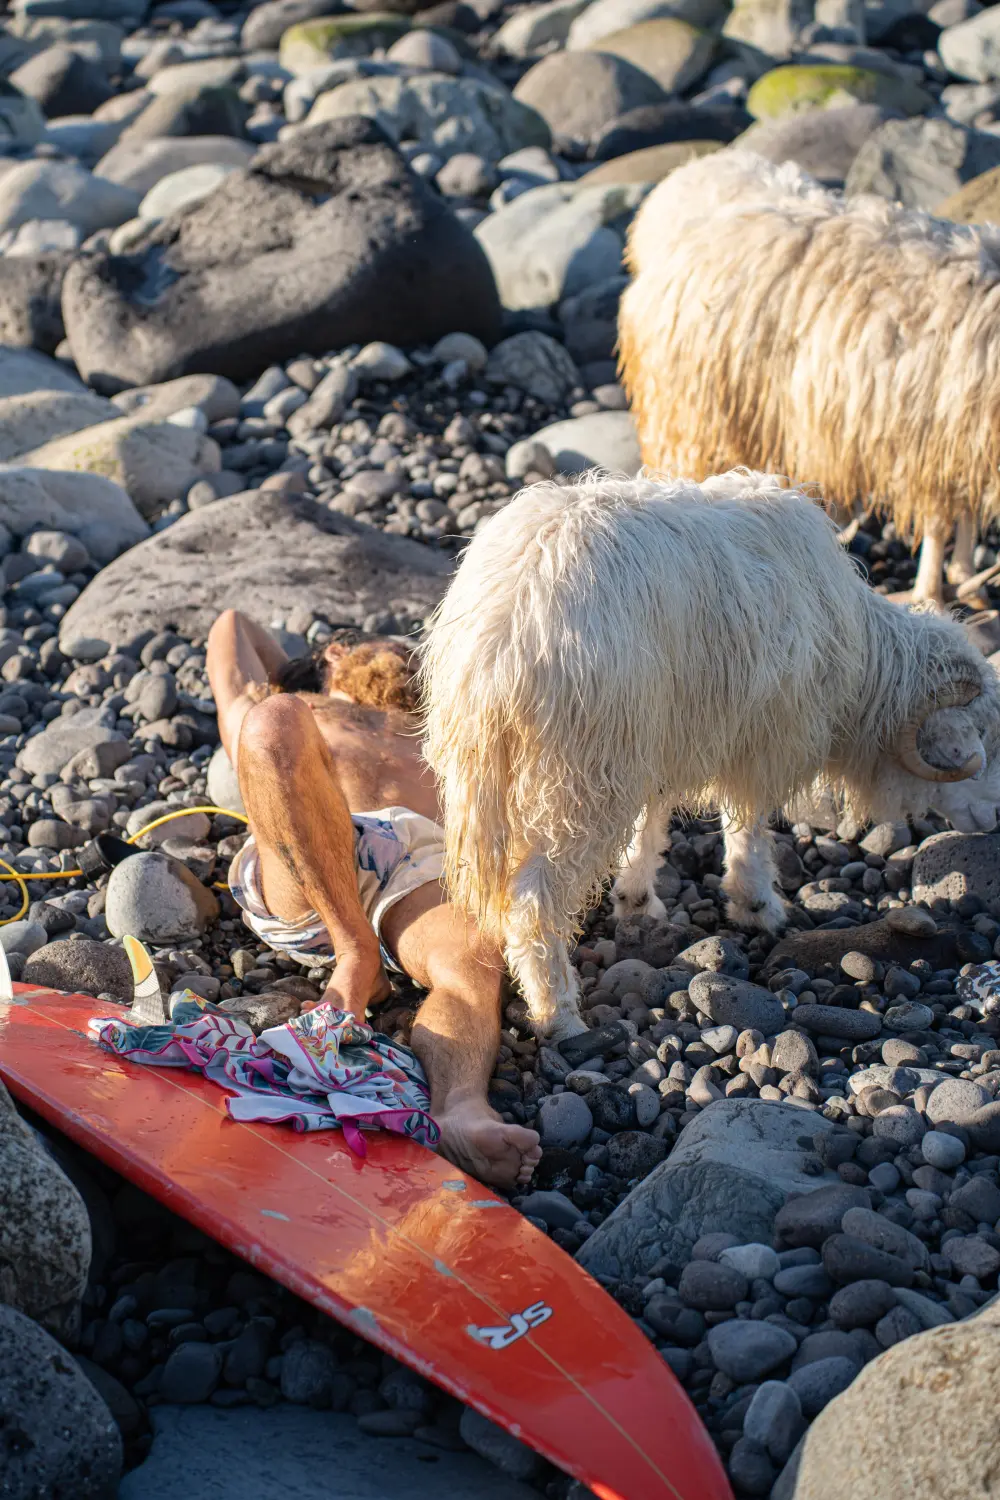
[721,813,788,933]
[946,512,978,588]
[611,802,671,921]
[504,853,588,1042]
[911,524,948,606]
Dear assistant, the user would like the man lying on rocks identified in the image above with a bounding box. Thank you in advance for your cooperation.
[206,609,541,1191]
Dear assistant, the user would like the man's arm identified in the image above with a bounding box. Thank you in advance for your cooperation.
[206,609,290,762]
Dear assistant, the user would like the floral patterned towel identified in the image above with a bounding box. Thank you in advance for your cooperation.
[90,992,439,1156]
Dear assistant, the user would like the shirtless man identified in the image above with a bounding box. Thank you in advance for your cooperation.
[206,609,541,1191]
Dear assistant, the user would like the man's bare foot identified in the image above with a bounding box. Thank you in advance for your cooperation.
[313,948,390,1023]
[435,1096,541,1191]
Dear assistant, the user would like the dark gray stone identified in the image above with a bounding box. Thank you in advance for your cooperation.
[60,489,450,649]
[23,937,135,1002]
[911,829,1000,908]
[518,1190,579,1230]
[558,1019,629,1067]
[840,1207,931,1272]
[577,1099,840,1282]
[10,44,112,118]
[707,1320,798,1382]
[688,972,785,1034]
[786,1356,859,1417]
[822,1234,914,1288]
[678,1258,750,1310]
[593,97,752,159]
[775,1184,871,1249]
[736,104,893,184]
[62,118,502,392]
[829,1279,898,1329]
[845,115,1000,211]
[792,1005,882,1042]
[159,1343,223,1404]
[0,250,70,354]
[606,1129,667,1181]
[0,1305,121,1496]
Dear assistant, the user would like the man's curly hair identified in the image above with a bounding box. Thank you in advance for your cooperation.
[269,626,420,713]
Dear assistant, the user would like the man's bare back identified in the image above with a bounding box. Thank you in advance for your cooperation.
[291,694,440,823]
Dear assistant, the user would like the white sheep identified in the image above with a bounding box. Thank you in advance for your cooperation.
[618,148,1000,605]
[421,470,1000,1040]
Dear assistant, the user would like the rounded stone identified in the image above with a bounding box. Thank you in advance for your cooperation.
[688,972,785,1034]
[719,1243,781,1281]
[920,1130,966,1170]
[872,1106,928,1148]
[0,1305,122,1496]
[924,1078,991,1127]
[707,1320,798,1382]
[159,1342,222,1403]
[586,1083,638,1133]
[518,1189,579,1230]
[787,1355,859,1417]
[280,1340,337,1405]
[678,1259,750,1311]
[829,1279,898,1329]
[883,1000,935,1032]
[743,1379,804,1466]
[537,1090,594,1148]
[105,850,219,942]
[770,1029,819,1076]
[822,1234,914,1288]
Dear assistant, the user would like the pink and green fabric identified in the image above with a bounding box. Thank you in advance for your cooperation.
[91,993,439,1155]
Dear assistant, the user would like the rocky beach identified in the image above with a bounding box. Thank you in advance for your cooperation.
[5,0,1000,1494]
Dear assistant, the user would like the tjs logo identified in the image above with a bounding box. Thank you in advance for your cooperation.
[467,1301,553,1350]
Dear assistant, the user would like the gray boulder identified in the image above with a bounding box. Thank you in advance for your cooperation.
[16,705,124,776]
[0,250,71,353]
[206,744,244,814]
[306,73,550,163]
[105,850,219,942]
[576,1098,839,1281]
[735,104,894,185]
[59,488,450,648]
[781,1297,1000,1499]
[23,936,135,1002]
[62,117,502,392]
[0,1304,121,1499]
[0,467,149,562]
[0,1078,91,1330]
[474,180,647,312]
[911,829,1000,907]
[844,115,1000,210]
[531,411,641,475]
[512,49,667,149]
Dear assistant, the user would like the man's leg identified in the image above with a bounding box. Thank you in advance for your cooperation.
[237,695,389,1020]
[382,883,541,1191]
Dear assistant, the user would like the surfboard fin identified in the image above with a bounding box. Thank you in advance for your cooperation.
[0,942,12,1003]
[124,935,169,1025]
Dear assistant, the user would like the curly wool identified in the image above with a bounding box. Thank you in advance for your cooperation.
[419,470,1000,1027]
[619,149,1000,541]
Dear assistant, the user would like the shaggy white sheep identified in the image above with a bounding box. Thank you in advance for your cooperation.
[618,149,1000,604]
[421,470,1000,1040]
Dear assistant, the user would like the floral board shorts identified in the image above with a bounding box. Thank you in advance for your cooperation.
[228,805,445,975]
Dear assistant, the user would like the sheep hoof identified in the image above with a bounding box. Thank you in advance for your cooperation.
[544,1011,590,1043]
[725,891,789,934]
[610,882,668,922]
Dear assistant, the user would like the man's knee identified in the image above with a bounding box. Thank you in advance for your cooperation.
[239,694,315,771]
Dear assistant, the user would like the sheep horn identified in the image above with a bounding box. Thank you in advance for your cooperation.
[896,678,984,782]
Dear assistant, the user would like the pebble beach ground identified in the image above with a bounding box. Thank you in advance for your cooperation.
[6,0,1000,1495]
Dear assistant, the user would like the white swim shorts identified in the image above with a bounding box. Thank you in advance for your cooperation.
[228,804,445,974]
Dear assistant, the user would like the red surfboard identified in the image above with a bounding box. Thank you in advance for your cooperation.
[0,985,732,1500]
